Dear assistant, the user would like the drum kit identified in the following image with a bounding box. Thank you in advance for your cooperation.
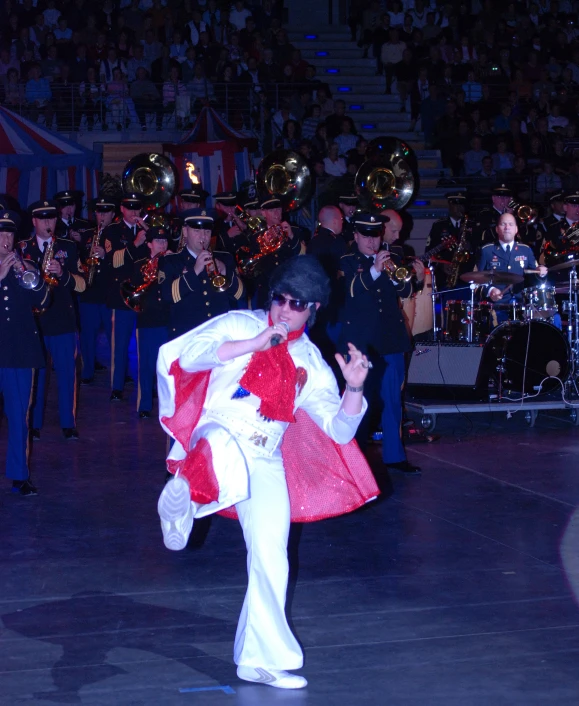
[425,257,579,399]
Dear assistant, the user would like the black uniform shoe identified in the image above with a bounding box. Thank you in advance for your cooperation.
[31,428,40,441]
[125,375,134,385]
[110,390,123,401]
[95,361,107,372]
[12,479,38,496]
[139,411,151,419]
[62,428,79,440]
[80,377,94,385]
[385,460,422,475]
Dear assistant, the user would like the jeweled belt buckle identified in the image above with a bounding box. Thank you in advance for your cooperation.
[249,432,268,448]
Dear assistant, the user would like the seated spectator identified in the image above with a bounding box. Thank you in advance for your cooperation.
[203,0,221,30]
[476,155,498,181]
[373,14,391,76]
[493,103,513,135]
[150,46,175,84]
[0,49,19,85]
[258,47,281,84]
[2,67,24,108]
[186,62,216,110]
[160,64,187,129]
[463,136,489,176]
[492,139,516,173]
[187,9,207,47]
[548,103,570,133]
[100,47,127,83]
[438,32,454,64]
[54,16,72,59]
[142,29,163,66]
[116,30,132,61]
[126,45,149,82]
[510,68,532,100]
[315,87,334,119]
[323,142,347,177]
[25,63,53,125]
[130,66,161,130]
[409,66,430,132]
[302,104,321,140]
[311,122,330,158]
[78,67,104,131]
[326,100,353,140]
[276,119,301,151]
[462,70,483,103]
[552,138,572,174]
[13,27,38,63]
[229,1,252,32]
[334,119,358,157]
[30,13,49,49]
[41,44,61,83]
[346,137,368,172]
[507,156,532,200]
[52,63,76,131]
[214,9,236,45]
[527,134,545,170]
[169,30,189,64]
[420,84,446,148]
[388,0,405,28]
[181,47,197,84]
[105,66,137,130]
[43,0,60,29]
[536,160,563,199]
[239,16,257,52]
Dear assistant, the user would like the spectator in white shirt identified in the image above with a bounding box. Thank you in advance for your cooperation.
[536,160,563,197]
[323,143,347,177]
[381,28,406,94]
[548,103,570,132]
[409,0,428,28]
[169,31,189,63]
[388,0,405,27]
[229,1,252,31]
[43,0,60,29]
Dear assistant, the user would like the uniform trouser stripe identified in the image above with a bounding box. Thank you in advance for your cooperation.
[0,367,34,481]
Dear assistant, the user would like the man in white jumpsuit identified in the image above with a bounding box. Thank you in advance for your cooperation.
[156,255,379,689]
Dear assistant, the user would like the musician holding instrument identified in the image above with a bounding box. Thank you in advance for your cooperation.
[104,192,150,402]
[425,193,470,289]
[21,201,86,442]
[129,226,170,419]
[337,194,358,246]
[0,211,47,495]
[54,190,90,243]
[478,213,547,319]
[214,192,250,257]
[160,209,244,340]
[337,212,422,475]
[78,196,117,385]
[474,184,538,253]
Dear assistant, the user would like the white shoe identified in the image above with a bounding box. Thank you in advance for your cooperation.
[157,475,194,551]
[236,666,307,690]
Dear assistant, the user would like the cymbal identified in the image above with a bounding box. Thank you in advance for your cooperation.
[460,270,524,285]
[549,259,579,272]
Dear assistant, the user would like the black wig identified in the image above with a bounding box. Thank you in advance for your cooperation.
[267,255,330,325]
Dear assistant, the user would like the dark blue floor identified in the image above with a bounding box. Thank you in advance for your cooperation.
[1,337,579,705]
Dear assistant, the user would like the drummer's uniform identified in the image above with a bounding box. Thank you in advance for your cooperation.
[477,207,539,256]
[477,241,545,323]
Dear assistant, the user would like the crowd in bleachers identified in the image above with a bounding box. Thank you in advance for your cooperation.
[349,0,579,205]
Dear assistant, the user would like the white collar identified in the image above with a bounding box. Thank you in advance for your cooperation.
[186,247,198,259]
[500,241,513,251]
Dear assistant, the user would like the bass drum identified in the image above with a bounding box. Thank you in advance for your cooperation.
[483,320,569,394]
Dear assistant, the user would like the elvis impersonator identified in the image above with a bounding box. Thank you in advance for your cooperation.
[155,255,379,689]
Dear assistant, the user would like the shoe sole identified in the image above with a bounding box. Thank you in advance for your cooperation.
[157,476,193,551]
[237,668,307,690]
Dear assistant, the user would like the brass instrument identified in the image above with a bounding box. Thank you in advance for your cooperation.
[85,224,103,287]
[237,224,286,279]
[120,253,163,313]
[508,200,538,225]
[122,153,178,210]
[447,216,471,289]
[40,233,58,287]
[380,244,412,284]
[234,204,266,233]
[355,136,417,211]
[543,221,579,267]
[255,150,312,211]
[204,251,229,292]
[0,243,40,289]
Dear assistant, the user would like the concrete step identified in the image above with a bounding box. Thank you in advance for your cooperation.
[298,47,372,60]
[317,61,377,72]
[416,158,441,169]
[407,207,448,219]
[345,102,407,113]
[418,167,453,178]
[323,75,385,87]
[288,30,353,42]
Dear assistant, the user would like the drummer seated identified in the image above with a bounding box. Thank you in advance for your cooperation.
[477,213,548,324]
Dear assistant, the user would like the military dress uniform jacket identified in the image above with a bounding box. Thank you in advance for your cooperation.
[341,217,356,246]
[0,267,47,368]
[307,227,347,281]
[19,236,86,336]
[160,248,244,339]
[215,219,251,258]
[477,242,541,300]
[55,216,91,240]
[337,247,413,358]
[131,257,170,329]
[78,226,107,305]
[103,220,149,310]
[539,213,565,236]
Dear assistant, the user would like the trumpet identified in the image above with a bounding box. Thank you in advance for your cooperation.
[0,243,40,289]
[379,244,412,284]
[204,250,229,292]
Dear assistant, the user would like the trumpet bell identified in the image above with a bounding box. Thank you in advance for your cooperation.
[255,150,312,211]
[120,281,145,313]
[122,153,178,210]
[355,155,415,210]
[508,200,538,225]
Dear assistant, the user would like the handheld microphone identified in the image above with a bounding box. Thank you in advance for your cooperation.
[270,321,289,346]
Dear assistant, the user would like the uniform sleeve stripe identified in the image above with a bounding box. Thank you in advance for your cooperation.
[172,278,181,303]
[349,276,357,298]
[73,274,86,293]
[234,278,244,300]
[113,249,126,268]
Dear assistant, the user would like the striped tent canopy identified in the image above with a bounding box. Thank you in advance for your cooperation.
[0,106,101,212]
[164,108,257,207]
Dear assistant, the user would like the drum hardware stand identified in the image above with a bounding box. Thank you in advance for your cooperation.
[430,273,472,341]
[467,282,477,343]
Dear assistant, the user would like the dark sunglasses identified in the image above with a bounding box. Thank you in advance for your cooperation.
[271,293,312,312]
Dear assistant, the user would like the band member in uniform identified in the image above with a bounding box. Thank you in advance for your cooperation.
[170,188,210,252]
[22,200,86,440]
[338,213,422,475]
[155,255,376,690]
[160,209,244,340]
[474,184,537,253]
[542,192,579,254]
[425,192,468,289]
[54,190,90,243]
[104,193,149,401]
[0,211,47,495]
[539,191,566,241]
[478,213,547,319]
[129,226,170,418]
[78,196,116,384]
[214,192,245,255]
[337,194,358,245]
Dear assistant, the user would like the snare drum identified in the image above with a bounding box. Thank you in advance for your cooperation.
[522,284,558,320]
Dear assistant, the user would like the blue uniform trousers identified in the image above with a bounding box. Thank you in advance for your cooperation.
[32,333,77,430]
[110,308,136,391]
[79,303,112,379]
[136,326,168,412]
[381,352,407,464]
[0,368,34,480]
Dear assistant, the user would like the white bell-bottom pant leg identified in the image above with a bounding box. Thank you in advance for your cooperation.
[233,452,303,671]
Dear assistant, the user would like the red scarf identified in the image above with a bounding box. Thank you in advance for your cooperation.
[239,315,305,423]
